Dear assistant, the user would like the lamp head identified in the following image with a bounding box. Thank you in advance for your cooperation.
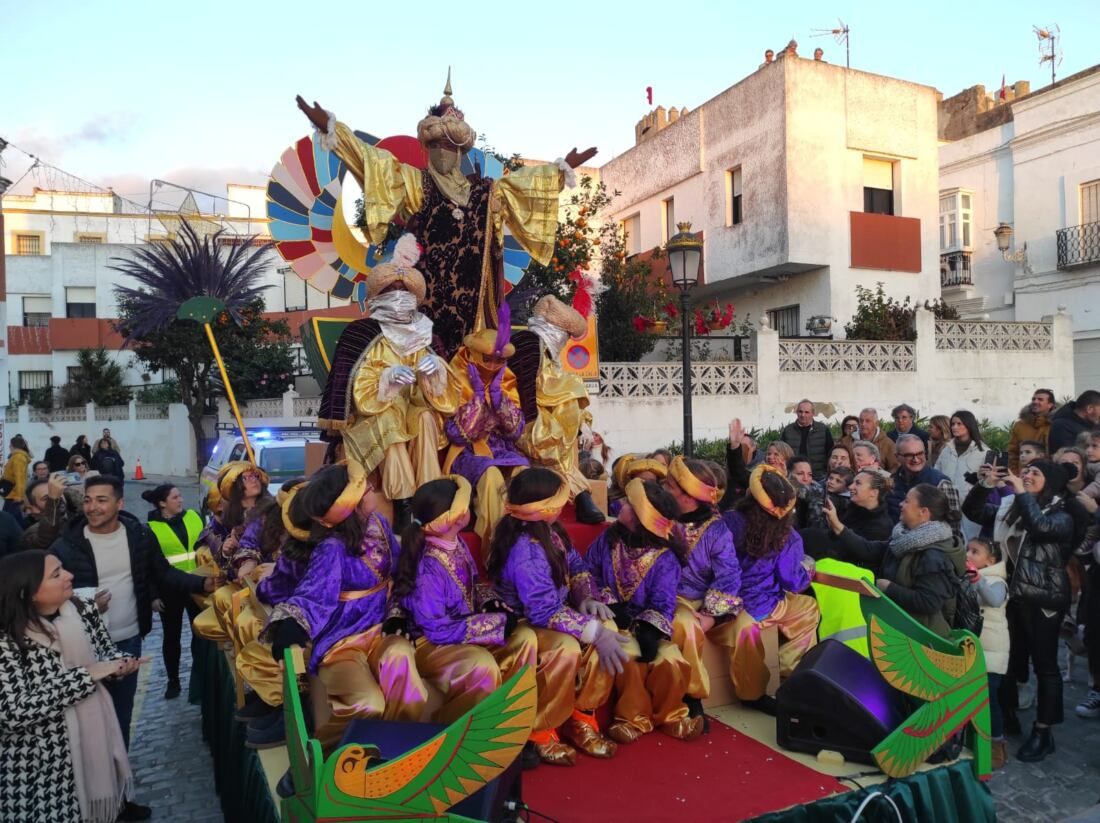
[994,222,1013,253]
[666,221,702,290]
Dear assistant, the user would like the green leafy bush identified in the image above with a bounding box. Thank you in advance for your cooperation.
[844,283,958,341]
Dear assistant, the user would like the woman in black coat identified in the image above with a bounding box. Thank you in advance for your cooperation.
[89,439,125,481]
[822,483,966,637]
[802,468,894,561]
[69,435,92,465]
[963,459,1078,764]
[837,469,895,542]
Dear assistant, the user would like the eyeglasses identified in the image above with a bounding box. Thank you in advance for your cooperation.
[73,461,86,467]
[899,452,925,461]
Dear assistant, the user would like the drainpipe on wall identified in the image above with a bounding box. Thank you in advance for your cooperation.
[0,169,11,407]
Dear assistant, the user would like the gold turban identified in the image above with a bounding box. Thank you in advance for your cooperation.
[532,295,587,340]
[365,233,427,303]
[417,72,476,152]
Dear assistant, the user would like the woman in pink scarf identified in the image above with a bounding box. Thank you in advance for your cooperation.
[0,550,152,822]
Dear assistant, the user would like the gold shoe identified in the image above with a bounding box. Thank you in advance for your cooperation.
[535,739,577,766]
[561,716,618,759]
[608,720,644,744]
[660,716,705,741]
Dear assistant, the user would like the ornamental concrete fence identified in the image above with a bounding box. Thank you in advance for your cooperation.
[18,309,1067,475]
[585,309,1074,454]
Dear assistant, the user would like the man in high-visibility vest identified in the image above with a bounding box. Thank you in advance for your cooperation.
[143,484,206,698]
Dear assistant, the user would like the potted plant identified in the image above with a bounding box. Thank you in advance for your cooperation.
[632,289,677,334]
[806,315,835,336]
[702,300,735,332]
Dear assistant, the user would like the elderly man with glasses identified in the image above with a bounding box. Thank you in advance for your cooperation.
[886,433,963,543]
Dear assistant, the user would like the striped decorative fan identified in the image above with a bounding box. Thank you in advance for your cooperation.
[266,132,391,311]
[267,135,531,310]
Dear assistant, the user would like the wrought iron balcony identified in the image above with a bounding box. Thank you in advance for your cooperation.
[1057,221,1100,270]
[940,250,972,287]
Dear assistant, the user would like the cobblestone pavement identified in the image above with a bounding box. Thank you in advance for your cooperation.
[990,651,1100,823]
[128,620,223,822]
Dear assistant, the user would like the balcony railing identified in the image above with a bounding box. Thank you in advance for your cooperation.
[940,250,973,287]
[1057,221,1100,270]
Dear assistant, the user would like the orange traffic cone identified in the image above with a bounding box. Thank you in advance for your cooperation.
[133,457,145,481]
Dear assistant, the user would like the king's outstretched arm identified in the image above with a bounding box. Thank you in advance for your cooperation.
[295,95,422,244]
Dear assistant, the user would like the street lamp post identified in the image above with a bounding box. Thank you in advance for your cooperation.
[993,222,1032,274]
[666,222,703,457]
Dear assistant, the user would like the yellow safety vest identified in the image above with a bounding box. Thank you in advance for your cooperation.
[149,510,204,572]
[812,557,875,659]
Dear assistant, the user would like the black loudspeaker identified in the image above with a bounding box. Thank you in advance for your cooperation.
[339,719,522,821]
[776,639,907,765]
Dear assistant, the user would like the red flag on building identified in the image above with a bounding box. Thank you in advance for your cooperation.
[999,74,1007,100]
[646,86,653,105]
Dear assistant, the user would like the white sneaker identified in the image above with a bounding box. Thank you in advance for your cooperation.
[1017,681,1036,711]
[1076,689,1100,719]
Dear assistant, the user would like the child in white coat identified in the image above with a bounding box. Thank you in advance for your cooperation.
[967,536,1009,770]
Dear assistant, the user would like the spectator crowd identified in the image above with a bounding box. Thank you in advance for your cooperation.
[2,390,1099,821]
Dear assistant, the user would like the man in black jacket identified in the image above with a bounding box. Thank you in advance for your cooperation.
[51,475,213,748]
[780,399,834,478]
[1048,389,1100,452]
[45,435,71,472]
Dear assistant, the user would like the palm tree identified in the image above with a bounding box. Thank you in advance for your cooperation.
[112,221,275,470]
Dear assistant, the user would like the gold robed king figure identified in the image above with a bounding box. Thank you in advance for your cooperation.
[296,71,597,358]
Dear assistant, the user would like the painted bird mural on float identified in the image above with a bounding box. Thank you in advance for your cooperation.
[279,648,536,822]
[861,591,991,780]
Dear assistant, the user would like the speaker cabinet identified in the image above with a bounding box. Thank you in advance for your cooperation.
[776,639,907,764]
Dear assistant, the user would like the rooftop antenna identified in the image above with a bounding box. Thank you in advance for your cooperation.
[1034,24,1062,86]
[811,19,849,68]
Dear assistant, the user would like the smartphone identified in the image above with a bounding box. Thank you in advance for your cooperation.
[985,450,1009,467]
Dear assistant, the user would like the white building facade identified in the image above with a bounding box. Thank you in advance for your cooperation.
[599,54,943,337]
[1,185,349,406]
[938,65,1100,390]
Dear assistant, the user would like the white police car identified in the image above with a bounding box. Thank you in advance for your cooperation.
[200,426,320,505]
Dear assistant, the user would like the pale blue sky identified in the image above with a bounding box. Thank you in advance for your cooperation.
[2,0,1097,206]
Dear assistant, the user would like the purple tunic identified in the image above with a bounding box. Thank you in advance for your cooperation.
[198,519,231,572]
[721,511,810,621]
[495,532,599,640]
[256,553,308,606]
[269,513,400,673]
[445,390,529,485]
[677,516,743,617]
[585,530,681,637]
[231,516,281,572]
[405,536,506,646]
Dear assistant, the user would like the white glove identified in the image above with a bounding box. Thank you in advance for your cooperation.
[416,354,439,376]
[591,623,631,675]
[388,365,416,385]
[579,598,615,622]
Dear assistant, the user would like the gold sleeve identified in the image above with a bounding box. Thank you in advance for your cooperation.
[492,164,564,266]
[333,122,424,245]
[422,357,463,417]
[523,359,588,460]
[350,345,400,417]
